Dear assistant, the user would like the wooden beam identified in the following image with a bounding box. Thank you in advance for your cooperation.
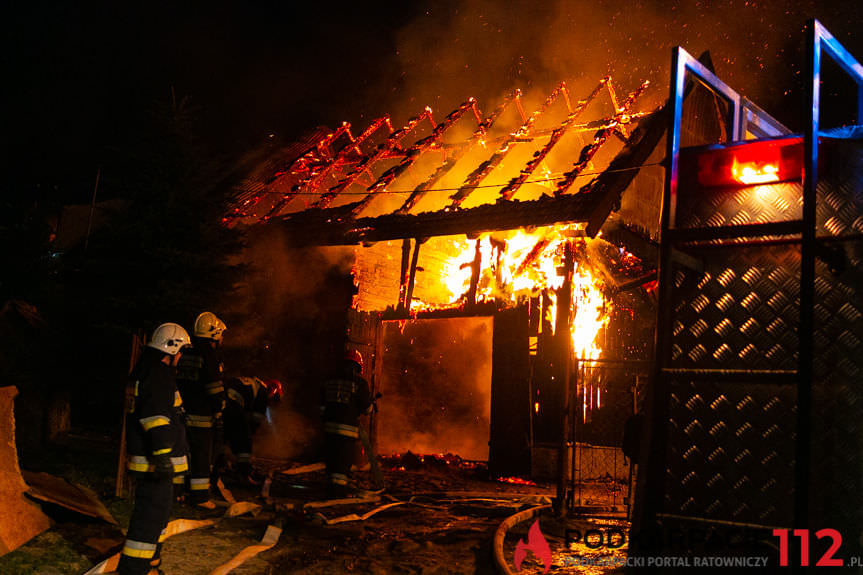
[466,240,483,310]
[396,238,411,312]
[404,238,423,311]
[555,240,575,516]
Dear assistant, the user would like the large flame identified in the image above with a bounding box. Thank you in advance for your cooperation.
[571,265,608,360]
[415,225,609,360]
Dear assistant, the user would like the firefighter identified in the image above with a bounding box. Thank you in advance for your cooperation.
[117,323,190,575]
[175,311,226,509]
[322,349,372,498]
[221,376,282,479]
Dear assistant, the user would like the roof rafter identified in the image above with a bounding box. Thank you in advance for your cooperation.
[351,98,483,216]
[447,80,581,209]
[312,110,436,209]
[396,90,521,215]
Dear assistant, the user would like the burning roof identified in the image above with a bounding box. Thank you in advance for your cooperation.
[227,76,660,246]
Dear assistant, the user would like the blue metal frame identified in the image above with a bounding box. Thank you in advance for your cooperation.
[638,46,749,537]
[664,47,742,228]
[740,96,792,139]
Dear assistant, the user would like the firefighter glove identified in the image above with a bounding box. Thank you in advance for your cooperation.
[152,453,174,478]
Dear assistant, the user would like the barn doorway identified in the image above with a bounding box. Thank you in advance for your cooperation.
[375,317,492,461]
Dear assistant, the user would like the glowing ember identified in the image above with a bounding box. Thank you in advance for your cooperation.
[498,476,538,486]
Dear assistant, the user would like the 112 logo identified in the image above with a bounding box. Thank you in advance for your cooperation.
[772,529,843,567]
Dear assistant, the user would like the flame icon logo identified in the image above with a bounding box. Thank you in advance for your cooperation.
[514,519,552,573]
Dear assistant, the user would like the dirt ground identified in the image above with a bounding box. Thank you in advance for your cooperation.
[158,456,629,575]
[1,450,631,575]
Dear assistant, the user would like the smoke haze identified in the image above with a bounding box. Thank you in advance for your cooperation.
[376,317,493,461]
[357,0,858,134]
[223,227,355,461]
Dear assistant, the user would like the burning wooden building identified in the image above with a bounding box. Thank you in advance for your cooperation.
[228,74,665,487]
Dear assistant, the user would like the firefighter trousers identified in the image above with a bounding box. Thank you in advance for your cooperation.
[324,432,356,496]
[185,423,214,504]
[118,473,173,575]
[223,402,252,473]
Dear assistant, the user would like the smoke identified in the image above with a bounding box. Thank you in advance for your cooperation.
[224,225,353,354]
[376,317,493,461]
[222,226,354,461]
[359,0,857,134]
[251,401,318,462]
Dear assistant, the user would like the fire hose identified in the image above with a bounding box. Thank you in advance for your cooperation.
[492,504,552,575]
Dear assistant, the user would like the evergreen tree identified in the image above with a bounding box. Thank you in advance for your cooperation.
[69,92,245,333]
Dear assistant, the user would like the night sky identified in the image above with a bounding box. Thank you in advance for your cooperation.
[4,1,861,205]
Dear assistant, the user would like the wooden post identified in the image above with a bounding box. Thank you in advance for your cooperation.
[404,238,423,311]
[396,239,412,312]
[554,241,575,517]
[528,295,540,453]
[115,330,144,498]
[370,315,385,456]
[466,240,482,309]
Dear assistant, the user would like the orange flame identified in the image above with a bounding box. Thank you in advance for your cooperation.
[418,226,608,361]
[571,265,609,360]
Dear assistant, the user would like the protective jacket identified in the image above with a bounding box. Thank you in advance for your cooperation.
[223,377,269,469]
[175,337,224,502]
[176,338,225,428]
[125,348,188,475]
[322,370,372,439]
[225,377,268,431]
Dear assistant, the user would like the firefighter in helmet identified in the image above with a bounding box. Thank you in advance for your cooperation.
[117,323,190,575]
[221,376,282,479]
[174,311,226,509]
[322,349,372,497]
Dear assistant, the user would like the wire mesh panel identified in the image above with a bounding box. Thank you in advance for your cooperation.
[569,361,647,509]
[574,361,641,447]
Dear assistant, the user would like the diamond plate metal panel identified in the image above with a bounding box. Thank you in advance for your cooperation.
[670,245,800,370]
[676,182,802,230]
[665,379,796,525]
[817,139,863,237]
[810,240,863,550]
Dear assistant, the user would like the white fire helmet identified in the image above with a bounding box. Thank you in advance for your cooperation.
[147,323,191,356]
[194,311,227,341]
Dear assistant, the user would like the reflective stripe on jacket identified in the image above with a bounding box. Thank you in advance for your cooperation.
[125,349,188,475]
[324,421,360,438]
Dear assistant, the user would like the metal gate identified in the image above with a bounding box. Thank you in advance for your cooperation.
[568,359,647,511]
